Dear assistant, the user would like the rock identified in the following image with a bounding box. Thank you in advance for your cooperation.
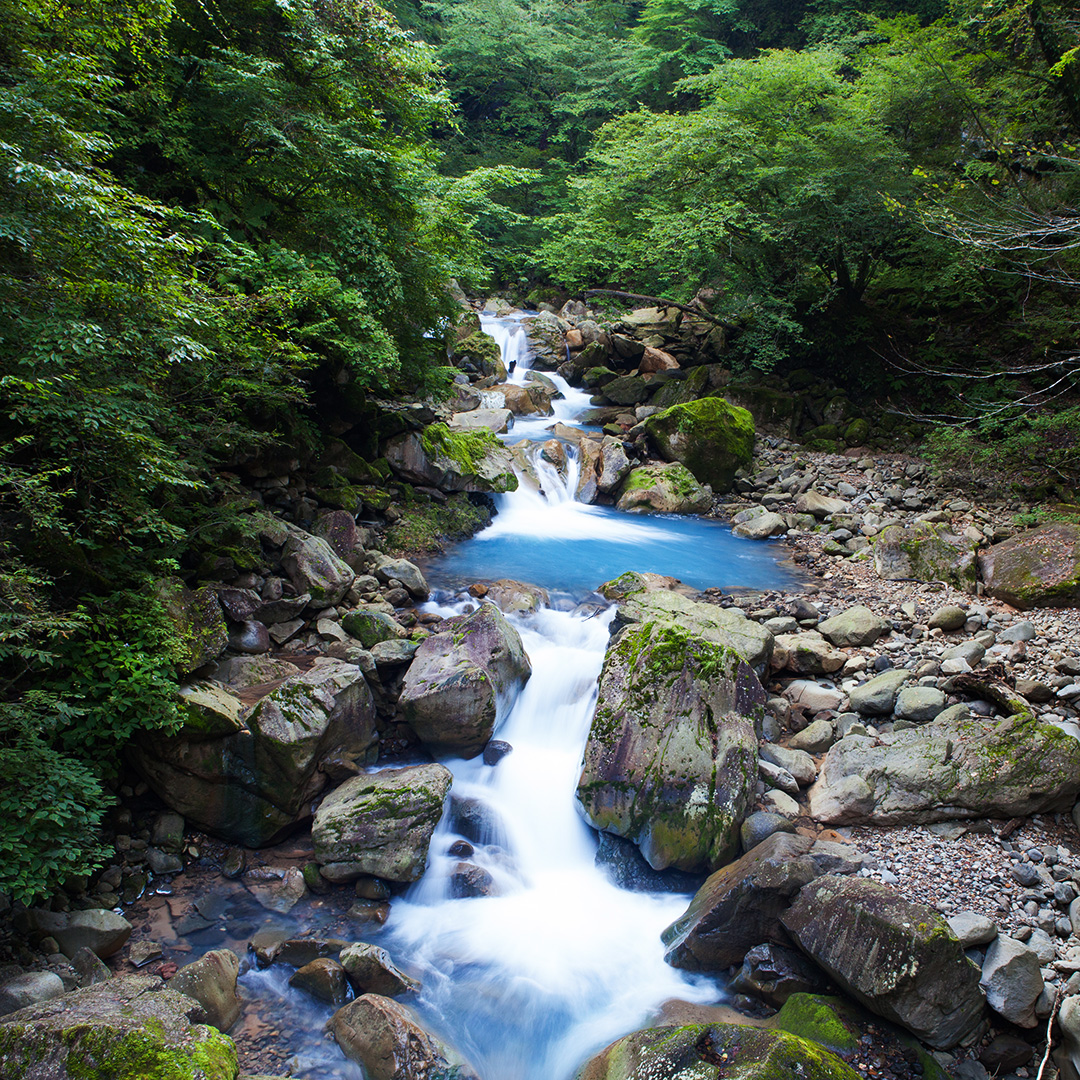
[371,556,429,600]
[22,909,132,961]
[399,603,531,757]
[941,639,985,666]
[848,668,912,715]
[602,374,649,406]
[575,1022,859,1080]
[281,526,355,605]
[341,609,406,648]
[808,840,865,876]
[449,407,513,434]
[339,943,419,997]
[213,655,301,689]
[157,579,228,676]
[772,632,846,676]
[370,639,420,666]
[129,940,163,967]
[979,524,1080,609]
[0,973,65,1017]
[449,861,497,898]
[817,606,890,648]
[595,437,633,494]
[170,949,242,1031]
[312,763,452,883]
[290,958,349,1007]
[616,463,713,514]
[740,811,796,851]
[1056,994,1080,1080]
[764,789,801,817]
[730,943,834,1006]
[981,1033,1033,1072]
[577,620,764,873]
[0,974,236,1078]
[329,994,479,1080]
[638,345,680,373]
[70,948,112,987]
[809,712,1080,825]
[929,605,968,631]
[794,491,850,519]
[643,398,754,493]
[733,512,788,539]
[132,657,378,846]
[784,680,844,713]
[481,579,549,615]
[215,586,262,623]
[781,875,985,1048]
[894,686,946,723]
[313,508,362,560]
[151,812,185,853]
[759,745,817,787]
[980,935,1043,1027]
[385,423,517,494]
[662,833,819,970]
[228,620,270,654]
[760,758,799,795]
[248,866,308,914]
[873,523,978,593]
[947,912,998,948]
[789,718,835,754]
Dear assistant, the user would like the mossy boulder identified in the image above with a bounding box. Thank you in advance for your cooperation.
[781,876,985,1048]
[723,386,802,440]
[649,367,712,410]
[644,398,754,493]
[978,523,1080,609]
[574,1022,859,1080]
[313,763,451,883]
[601,374,650,406]
[0,973,238,1079]
[281,526,355,605]
[616,463,712,515]
[873,523,977,594]
[341,609,406,649]
[577,621,764,873]
[157,579,229,677]
[450,331,506,380]
[808,711,1080,825]
[385,424,517,494]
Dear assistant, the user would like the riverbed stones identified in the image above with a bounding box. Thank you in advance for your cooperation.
[616,462,713,514]
[817,606,890,648]
[929,605,968,631]
[399,602,531,757]
[795,490,850,519]
[759,745,817,787]
[577,620,764,873]
[662,833,819,970]
[979,935,1043,1027]
[848,668,912,715]
[339,943,419,997]
[873,522,978,593]
[979,523,1080,609]
[0,973,64,1017]
[169,948,242,1031]
[330,994,479,1080]
[730,944,834,1006]
[733,511,788,539]
[643,398,754,494]
[312,763,452,883]
[0,974,237,1079]
[780,875,985,1048]
[947,912,998,948]
[574,1022,860,1080]
[788,718,835,754]
[809,712,1080,824]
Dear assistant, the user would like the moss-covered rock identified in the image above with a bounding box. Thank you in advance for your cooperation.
[616,463,712,515]
[577,621,764,873]
[157,579,229,677]
[721,386,802,441]
[385,424,517,495]
[574,1021,860,1080]
[644,398,754,493]
[450,331,506,380]
[384,492,492,556]
[0,973,238,1079]
[978,523,1080,609]
[873,523,977,594]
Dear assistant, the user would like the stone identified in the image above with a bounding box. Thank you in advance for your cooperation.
[281,526,355,605]
[339,943,419,997]
[385,423,517,494]
[999,621,1036,643]
[730,943,834,1006]
[643,398,755,493]
[0,973,65,1017]
[312,763,452,883]
[760,758,799,795]
[329,994,479,1080]
[1056,994,1080,1080]
[894,686,946,723]
[212,655,301,690]
[370,639,420,666]
[809,712,1080,825]
[947,911,998,948]
[928,605,968,632]
[399,603,531,757]
[577,620,764,873]
[0,974,236,1078]
[169,948,242,1032]
[740,811,796,851]
[449,861,497,898]
[575,1022,859,1080]
[248,866,308,914]
[662,833,819,970]
[771,632,846,676]
[764,789,801,817]
[151,812,185,853]
[784,680,844,713]
[70,948,112,988]
[789,718,835,754]
[941,639,986,666]
[22,909,132,961]
[848,668,913,715]
[313,508,361,560]
[794,490,849,519]
[157,579,229,676]
[981,1034,1033,1072]
[228,620,270,654]
[371,556,429,600]
[289,958,349,1007]
[481,579,550,615]
[449,407,512,434]
[873,523,978,593]
[341,609,406,648]
[979,524,1080,609]
[980,935,1043,1027]
[781,875,985,1048]
[808,840,865,876]
[733,512,788,540]
[817,606,890,648]
[759,745,817,787]
[616,462,713,515]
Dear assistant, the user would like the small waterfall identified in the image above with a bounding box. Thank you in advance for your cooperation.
[480,312,532,384]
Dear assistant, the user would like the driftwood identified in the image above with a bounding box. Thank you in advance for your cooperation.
[583,289,736,330]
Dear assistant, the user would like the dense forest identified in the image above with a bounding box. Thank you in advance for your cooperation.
[1,0,1079,899]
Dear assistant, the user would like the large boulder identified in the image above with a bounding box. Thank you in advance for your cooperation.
[615,463,713,514]
[662,833,820,970]
[157,579,228,676]
[0,974,238,1079]
[281,527,354,605]
[575,1022,859,1080]
[817,606,890,648]
[169,949,242,1033]
[576,620,764,873]
[979,524,1080,609]
[399,603,531,757]
[980,935,1044,1027]
[339,943,419,997]
[312,763,452,883]
[329,994,478,1080]
[771,631,845,675]
[20,908,132,961]
[131,658,378,846]
[385,423,517,494]
[873,523,978,593]
[808,712,1080,825]
[781,876,985,1048]
[644,398,755,493]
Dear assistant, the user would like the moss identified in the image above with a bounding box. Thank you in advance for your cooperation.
[644,398,754,493]
[419,423,517,493]
[773,995,858,1054]
[385,492,493,556]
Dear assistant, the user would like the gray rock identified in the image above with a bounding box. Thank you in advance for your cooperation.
[449,407,512,434]
[290,958,350,1007]
[759,744,817,787]
[928,605,968,631]
[339,943,419,997]
[808,840,865,875]
[70,948,112,987]
[372,556,429,600]
[22,909,132,961]
[733,512,788,540]
[947,912,998,948]
[0,972,65,1017]
[848,668,913,715]
[730,943,834,1006]
[817,606,891,648]
[759,759,799,795]
[170,949,242,1032]
[370,639,420,667]
[980,935,1043,1027]
[942,640,986,666]
[281,527,354,605]
[894,686,946,723]
[384,423,517,495]
[979,524,1080,609]
[999,621,1037,643]
[781,875,985,1048]
[739,812,795,852]
[794,490,849,518]
[1055,994,1080,1080]
[873,523,978,593]
[771,632,845,675]
[784,680,844,713]
[789,718,835,754]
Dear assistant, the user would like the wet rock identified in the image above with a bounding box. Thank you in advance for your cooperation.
[128,940,163,967]
[0,972,65,1017]
[781,875,985,1048]
[151,811,185,854]
[21,909,132,961]
[347,900,391,925]
[578,620,763,873]
[371,556,429,601]
[481,579,550,615]
[313,763,452,883]
[228,619,270,654]
[339,943,419,997]
[290,958,349,1007]
[615,463,713,514]
[482,740,513,765]
[980,935,1043,1027]
[170,949,242,1032]
[330,993,480,1080]
[662,833,819,971]
[400,603,531,758]
[979,524,1080,609]
[449,862,497,898]
[817,606,890,648]
[248,867,307,914]
[269,938,350,968]
[449,795,508,847]
[730,943,833,1007]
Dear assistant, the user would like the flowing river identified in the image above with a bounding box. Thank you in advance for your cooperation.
[225,311,798,1079]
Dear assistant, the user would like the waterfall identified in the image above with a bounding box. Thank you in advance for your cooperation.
[480,312,532,385]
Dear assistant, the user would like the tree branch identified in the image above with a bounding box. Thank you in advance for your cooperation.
[583,289,736,329]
